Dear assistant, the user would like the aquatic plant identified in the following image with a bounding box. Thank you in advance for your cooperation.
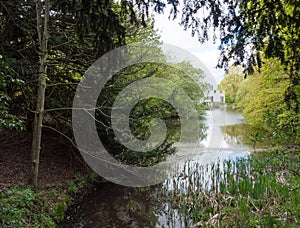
[160,150,300,227]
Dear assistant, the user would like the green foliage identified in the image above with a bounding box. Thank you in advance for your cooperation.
[1,0,205,167]
[0,56,25,130]
[126,0,300,137]
[120,0,298,76]
[0,173,93,227]
[0,0,134,132]
[1,0,298,134]
[218,65,244,104]
[276,110,300,143]
[52,202,67,221]
[0,187,50,227]
[224,94,234,104]
[66,173,87,194]
[235,58,299,144]
[96,60,206,166]
[0,187,32,227]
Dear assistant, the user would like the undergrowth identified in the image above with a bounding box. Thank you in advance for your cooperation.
[0,172,97,227]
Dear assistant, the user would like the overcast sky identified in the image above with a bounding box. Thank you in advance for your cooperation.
[154,14,225,85]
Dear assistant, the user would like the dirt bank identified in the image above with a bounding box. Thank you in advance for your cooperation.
[0,128,88,189]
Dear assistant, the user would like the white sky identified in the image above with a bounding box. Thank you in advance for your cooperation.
[154,14,225,85]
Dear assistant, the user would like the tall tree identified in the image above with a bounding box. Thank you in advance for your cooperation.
[28,0,50,187]
[0,0,131,186]
[218,65,244,104]
[1,0,299,185]
[122,0,299,121]
[236,58,294,142]
[123,0,299,73]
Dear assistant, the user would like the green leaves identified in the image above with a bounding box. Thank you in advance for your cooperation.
[0,56,25,131]
[122,0,299,124]
[218,65,244,104]
[96,60,206,166]
[233,57,300,143]
[0,187,35,227]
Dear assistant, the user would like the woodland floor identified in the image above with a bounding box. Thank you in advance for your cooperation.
[0,128,89,189]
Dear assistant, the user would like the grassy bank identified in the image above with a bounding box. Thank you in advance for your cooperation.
[163,149,300,227]
[0,173,97,227]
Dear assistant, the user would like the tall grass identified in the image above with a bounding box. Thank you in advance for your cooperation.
[158,149,300,227]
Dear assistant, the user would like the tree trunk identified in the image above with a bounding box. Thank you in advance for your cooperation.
[28,0,50,187]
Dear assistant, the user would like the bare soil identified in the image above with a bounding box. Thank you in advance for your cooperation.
[0,128,89,189]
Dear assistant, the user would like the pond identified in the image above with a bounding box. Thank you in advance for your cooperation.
[59,106,264,228]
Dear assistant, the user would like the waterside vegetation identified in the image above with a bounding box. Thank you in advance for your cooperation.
[0,0,299,226]
[161,149,300,227]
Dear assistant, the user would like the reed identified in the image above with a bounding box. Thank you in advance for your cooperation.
[158,149,300,227]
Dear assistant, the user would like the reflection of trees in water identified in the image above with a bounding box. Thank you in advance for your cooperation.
[221,124,272,148]
[221,124,253,146]
[60,181,190,227]
[167,119,207,142]
[221,124,250,145]
[60,183,166,227]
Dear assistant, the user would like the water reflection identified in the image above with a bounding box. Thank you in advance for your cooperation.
[172,106,250,168]
[59,183,161,227]
[60,107,259,227]
[221,123,273,149]
[59,182,189,228]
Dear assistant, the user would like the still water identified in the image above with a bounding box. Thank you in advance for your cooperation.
[59,107,256,228]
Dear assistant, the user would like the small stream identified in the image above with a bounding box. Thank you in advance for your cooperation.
[59,106,265,228]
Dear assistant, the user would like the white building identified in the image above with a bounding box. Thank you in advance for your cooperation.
[204,89,225,104]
